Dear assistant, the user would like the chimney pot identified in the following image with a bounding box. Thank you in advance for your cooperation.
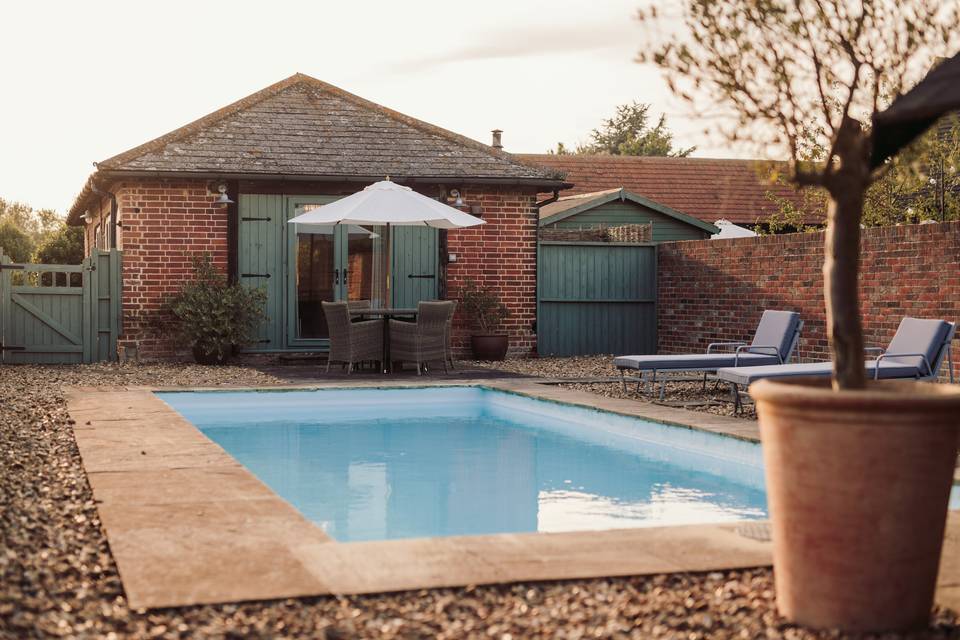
[491,129,503,149]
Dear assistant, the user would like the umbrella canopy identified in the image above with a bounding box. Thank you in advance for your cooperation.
[871,53,960,168]
[288,180,486,229]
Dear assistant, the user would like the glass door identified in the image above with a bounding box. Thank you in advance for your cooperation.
[344,224,388,307]
[286,197,343,347]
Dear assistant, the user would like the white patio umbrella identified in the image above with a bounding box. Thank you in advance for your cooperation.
[287,179,486,229]
[287,179,485,302]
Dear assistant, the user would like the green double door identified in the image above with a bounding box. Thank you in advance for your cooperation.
[238,195,438,351]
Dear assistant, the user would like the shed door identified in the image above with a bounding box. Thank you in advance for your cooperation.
[537,242,657,356]
[238,195,284,349]
[391,227,439,308]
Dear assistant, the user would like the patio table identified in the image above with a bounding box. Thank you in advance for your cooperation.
[349,307,418,372]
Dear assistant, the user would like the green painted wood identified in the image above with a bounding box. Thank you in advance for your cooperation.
[391,226,438,308]
[544,200,711,243]
[11,293,84,345]
[537,242,656,357]
[0,252,10,363]
[238,195,286,350]
[0,249,121,364]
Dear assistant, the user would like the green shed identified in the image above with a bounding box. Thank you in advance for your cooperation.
[538,187,718,242]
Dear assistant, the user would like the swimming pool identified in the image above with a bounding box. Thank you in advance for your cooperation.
[158,386,773,542]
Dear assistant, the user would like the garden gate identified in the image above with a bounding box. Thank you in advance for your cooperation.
[0,249,122,364]
[537,241,657,357]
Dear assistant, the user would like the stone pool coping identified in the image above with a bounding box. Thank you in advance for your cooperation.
[65,380,960,611]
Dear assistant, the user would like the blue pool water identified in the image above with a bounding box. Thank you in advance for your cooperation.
[157,387,960,542]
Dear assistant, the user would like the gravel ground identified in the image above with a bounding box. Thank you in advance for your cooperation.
[466,356,757,419]
[2,362,958,639]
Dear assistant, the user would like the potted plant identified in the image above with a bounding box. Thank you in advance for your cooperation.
[459,277,510,360]
[166,255,267,365]
[647,2,960,633]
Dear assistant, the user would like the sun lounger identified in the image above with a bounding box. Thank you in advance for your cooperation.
[614,310,803,399]
[717,317,956,413]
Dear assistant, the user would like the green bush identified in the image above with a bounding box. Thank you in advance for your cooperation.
[166,255,267,362]
[34,225,84,264]
[458,277,509,334]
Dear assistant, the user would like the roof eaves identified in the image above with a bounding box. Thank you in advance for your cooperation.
[539,189,624,226]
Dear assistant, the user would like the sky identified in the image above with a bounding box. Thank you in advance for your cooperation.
[0,0,749,214]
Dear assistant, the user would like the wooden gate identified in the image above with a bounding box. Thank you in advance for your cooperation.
[537,241,657,357]
[0,249,122,364]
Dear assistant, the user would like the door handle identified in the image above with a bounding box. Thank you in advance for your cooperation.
[334,268,339,285]
[408,274,436,279]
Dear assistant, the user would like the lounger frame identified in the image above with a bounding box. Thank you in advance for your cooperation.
[618,320,804,401]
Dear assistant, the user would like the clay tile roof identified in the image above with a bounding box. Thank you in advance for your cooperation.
[518,154,825,226]
[69,73,566,222]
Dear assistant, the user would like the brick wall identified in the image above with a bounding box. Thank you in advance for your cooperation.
[94,179,537,360]
[445,185,540,357]
[112,179,228,360]
[657,221,960,380]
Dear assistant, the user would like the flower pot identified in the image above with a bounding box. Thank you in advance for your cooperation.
[470,334,509,361]
[750,377,960,633]
[192,345,230,366]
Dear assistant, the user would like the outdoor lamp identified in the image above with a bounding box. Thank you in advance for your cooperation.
[450,189,464,207]
[81,210,94,224]
[215,183,234,205]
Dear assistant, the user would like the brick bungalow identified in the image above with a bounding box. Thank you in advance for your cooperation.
[518,154,824,228]
[68,74,567,361]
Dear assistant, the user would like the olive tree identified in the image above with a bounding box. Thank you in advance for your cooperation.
[640,0,958,389]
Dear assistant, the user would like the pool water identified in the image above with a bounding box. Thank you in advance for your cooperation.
[158,387,774,542]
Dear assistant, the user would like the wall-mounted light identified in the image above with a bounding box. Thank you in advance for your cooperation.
[449,189,464,207]
[215,183,234,205]
[81,210,94,224]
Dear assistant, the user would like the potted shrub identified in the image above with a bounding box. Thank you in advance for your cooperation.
[459,278,510,360]
[647,2,960,632]
[166,255,267,365]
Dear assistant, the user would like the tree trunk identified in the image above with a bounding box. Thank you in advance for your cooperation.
[824,118,871,390]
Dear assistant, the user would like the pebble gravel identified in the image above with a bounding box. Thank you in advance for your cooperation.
[1,362,957,639]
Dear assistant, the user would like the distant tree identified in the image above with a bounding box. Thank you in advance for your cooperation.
[0,197,64,248]
[581,102,695,156]
[641,0,957,389]
[34,225,84,264]
[0,221,35,262]
[551,102,695,157]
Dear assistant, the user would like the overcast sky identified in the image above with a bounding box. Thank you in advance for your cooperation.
[0,0,748,214]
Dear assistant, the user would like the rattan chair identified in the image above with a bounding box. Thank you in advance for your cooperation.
[444,301,457,370]
[389,301,455,375]
[322,301,383,374]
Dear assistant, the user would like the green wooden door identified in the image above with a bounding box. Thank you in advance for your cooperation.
[238,195,441,351]
[238,195,284,349]
[391,227,439,308]
[537,241,657,356]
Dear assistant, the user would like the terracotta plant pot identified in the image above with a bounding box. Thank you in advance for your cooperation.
[470,334,509,361]
[750,377,960,633]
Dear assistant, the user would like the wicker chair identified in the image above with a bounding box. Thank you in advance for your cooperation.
[322,301,383,374]
[444,301,457,370]
[389,301,455,375]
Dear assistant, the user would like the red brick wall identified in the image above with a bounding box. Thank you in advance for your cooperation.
[112,179,228,360]
[657,221,960,381]
[445,186,540,357]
